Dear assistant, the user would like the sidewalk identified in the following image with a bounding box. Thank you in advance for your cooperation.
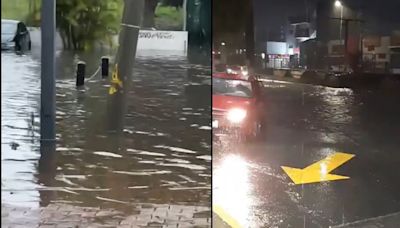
[1,203,211,228]
[330,212,400,228]
[255,68,400,90]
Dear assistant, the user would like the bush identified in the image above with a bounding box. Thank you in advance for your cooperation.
[155,6,183,30]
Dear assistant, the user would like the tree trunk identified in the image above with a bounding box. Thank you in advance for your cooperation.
[29,0,32,14]
[70,25,77,50]
[60,30,67,49]
[142,0,158,28]
[67,25,72,49]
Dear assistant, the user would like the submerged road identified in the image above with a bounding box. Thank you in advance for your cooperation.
[1,50,211,227]
[213,78,400,227]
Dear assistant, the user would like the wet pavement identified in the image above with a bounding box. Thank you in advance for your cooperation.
[213,79,400,227]
[1,49,211,226]
[2,203,210,227]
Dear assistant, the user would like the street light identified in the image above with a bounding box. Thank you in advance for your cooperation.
[335,0,343,43]
[334,0,342,8]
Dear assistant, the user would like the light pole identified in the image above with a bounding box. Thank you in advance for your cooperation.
[335,0,343,44]
[40,0,56,144]
[220,41,227,64]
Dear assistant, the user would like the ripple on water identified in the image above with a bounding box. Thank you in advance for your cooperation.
[158,163,207,171]
[127,148,166,157]
[93,151,123,158]
[113,170,172,176]
[2,51,211,210]
[153,145,198,154]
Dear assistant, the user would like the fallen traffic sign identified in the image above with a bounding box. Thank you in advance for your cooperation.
[282,152,355,185]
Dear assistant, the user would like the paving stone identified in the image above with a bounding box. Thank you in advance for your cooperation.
[2,203,211,227]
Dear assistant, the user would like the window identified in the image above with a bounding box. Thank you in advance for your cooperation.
[213,78,253,98]
[1,22,17,35]
[378,54,386,59]
[368,46,375,51]
[332,45,344,54]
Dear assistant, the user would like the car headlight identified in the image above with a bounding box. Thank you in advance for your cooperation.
[242,70,248,76]
[227,108,247,123]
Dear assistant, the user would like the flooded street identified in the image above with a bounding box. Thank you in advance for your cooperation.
[2,49,211,226]
[213,79,400,227]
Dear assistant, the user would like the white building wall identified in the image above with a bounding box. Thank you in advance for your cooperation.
[28,28,188,55]
[363,36,390,63]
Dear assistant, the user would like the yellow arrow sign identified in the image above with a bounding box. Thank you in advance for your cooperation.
[281,152,355,185]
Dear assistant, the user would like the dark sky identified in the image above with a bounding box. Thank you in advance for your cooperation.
[253,0,400,40]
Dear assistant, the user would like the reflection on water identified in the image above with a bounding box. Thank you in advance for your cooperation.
[2,53,41,207]
[213,80,400,227]
[213,154,254,227]
[1,50,211,213]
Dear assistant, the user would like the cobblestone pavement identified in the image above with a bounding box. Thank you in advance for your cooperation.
[1,203,211,228]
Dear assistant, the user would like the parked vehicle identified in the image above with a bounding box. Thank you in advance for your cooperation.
[1,19,31,51]
[328,65,353,77]
[226,65,249,77]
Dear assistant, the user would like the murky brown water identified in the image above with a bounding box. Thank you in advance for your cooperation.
[1,50,211,213]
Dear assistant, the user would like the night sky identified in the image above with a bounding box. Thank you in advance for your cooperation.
[253,0,400,41]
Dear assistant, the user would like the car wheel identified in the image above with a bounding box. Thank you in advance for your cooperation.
[28,41,31,50]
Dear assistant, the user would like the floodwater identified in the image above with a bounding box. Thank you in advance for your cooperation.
[213,79,400,227]
[1,49,211,215]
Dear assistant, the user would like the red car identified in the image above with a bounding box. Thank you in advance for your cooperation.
[212,72,266,141]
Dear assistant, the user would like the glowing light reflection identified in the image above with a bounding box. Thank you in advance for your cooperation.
[213,155,254,227]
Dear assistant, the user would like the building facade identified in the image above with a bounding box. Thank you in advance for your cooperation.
[362,33,400,74]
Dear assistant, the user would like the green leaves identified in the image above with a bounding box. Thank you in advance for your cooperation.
[56,0,121,50]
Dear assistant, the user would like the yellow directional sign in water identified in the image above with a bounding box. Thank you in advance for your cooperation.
[282,152,355,185]
[109,63,123,95]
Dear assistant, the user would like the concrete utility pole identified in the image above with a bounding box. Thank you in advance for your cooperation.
[344,20,349,53]
[182,0,187,31]
[38,142,56,206]
[339,6,343,43]
[40,0,56,144]
[107,0,144,132]
[245,0,255,68]
[115,0,144,87]
[330,17,364,67]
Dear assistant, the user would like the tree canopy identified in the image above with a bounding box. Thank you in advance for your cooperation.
[56,0,121,50]
[161,0,183,8]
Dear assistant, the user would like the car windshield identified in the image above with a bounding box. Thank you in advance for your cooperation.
[214,64,226,72]
[1,22,17,35]
[213,77,253,98]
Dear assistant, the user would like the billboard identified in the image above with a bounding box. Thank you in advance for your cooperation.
[266,42,287,55]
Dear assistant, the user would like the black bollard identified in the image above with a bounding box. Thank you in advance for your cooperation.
[101,57,109,78]
[76,61,86,87]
